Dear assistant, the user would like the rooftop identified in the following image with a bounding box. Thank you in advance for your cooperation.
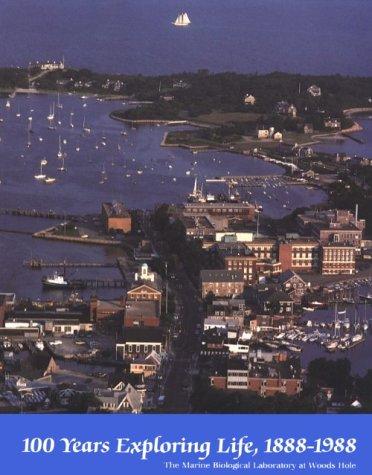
[102,201,130,218]
[200,269,245,283]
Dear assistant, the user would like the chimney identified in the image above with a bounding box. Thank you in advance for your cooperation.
[355,204,359,225]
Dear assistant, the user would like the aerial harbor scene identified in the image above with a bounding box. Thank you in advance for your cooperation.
[0,0,372,414]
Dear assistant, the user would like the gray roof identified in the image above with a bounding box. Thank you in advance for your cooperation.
[200,270,245,283]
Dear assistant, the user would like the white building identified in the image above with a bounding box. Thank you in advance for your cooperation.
[258,129,269,139]
[244,94,256,105]
[135,263,155,283]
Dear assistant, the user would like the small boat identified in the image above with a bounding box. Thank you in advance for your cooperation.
[99,164,108,184]
[44,177,56,184]
[57,154,67,172]
[42,272,85,289]
[5,100,10,108]
[57,92,63,109]
[57,135,63,159]
[34,159,47,180]
[82,116,91,134]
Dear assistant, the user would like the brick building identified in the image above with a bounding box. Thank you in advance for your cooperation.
[127,283,162,309]
[321,244,356,275]
[124,300,160,328]
[279,239,319,273]
[217,242,258,282]
[102,201,132,233]
[200,270,245,298]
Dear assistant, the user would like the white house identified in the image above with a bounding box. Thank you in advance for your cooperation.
[244,94,256,105]
[258,129,269,139]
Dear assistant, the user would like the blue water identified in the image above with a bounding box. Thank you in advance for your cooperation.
[0,0,370,75]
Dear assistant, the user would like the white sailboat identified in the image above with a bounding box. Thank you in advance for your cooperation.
[173,12,191,26]
[34,159,47,180]
[99,164,108,184]
[57,154,66,172]
[82,116,91,134]
[57,135,63,159]
[47,103,56,130]
[57,92,63,109]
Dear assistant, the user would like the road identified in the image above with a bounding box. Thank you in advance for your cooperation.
[161,265,202,413]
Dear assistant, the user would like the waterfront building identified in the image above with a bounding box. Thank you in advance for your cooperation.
[258,129,270,139]
[307,84,322,97]
[102,201,132,234]
[297,208,365,248]
[39,58,65,71]
[116,327,164,359]
[278,270,308,303]
[124,300,160,328]
[90,297,124,321]
[324,118,341,130]
[210,359,303,397]
[257,288,294,316]
[244,94,256,105]
[200,270,245,298]
[126,283,162,308]
[183,201,256,222]
[279,238,319,273]
[321,243,356,275]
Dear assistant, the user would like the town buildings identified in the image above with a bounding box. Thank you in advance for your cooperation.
[200,270,245,298]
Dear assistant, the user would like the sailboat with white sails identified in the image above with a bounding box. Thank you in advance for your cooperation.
[173,12,191,26]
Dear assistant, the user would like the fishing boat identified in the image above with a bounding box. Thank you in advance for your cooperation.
[173,12,191,26]
[42,272,84,289]
[44,177,56,185]
[34,159,47,180]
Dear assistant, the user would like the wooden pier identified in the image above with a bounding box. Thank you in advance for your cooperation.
[0,208,79,220]
[24,259,117,269]
[43,279,126,290]
[219,175,305,188]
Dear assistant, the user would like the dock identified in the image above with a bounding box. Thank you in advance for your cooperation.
[43,279,126,290]
[24,259,117,269]
[0,208,78,220]
[219,175,305,188]
[341,133,364,144]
